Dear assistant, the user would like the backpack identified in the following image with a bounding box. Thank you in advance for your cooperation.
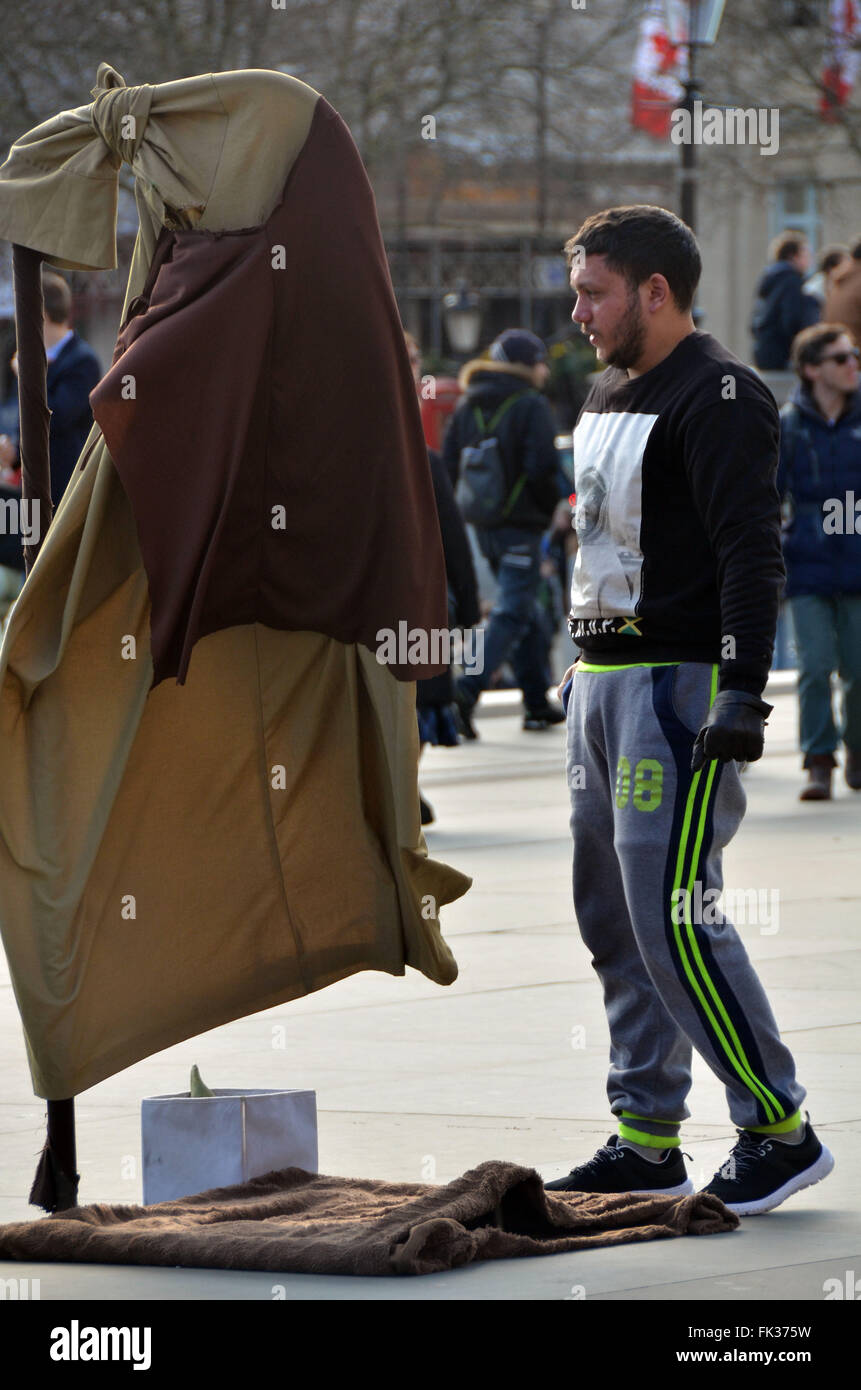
[454,395,528,527]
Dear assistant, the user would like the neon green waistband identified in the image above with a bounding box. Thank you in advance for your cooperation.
[575,661,683,672]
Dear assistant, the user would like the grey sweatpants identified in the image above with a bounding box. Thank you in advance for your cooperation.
[566,660,805,1132]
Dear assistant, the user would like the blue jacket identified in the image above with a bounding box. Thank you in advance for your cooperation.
[751,261,820,370]
[776,383,861,597]
[46,333,102,501]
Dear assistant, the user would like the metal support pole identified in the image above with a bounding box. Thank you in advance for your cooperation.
[430,241,443,358]
[679,41,699,234]
[12,243,79,1213]
[520,237,533,331]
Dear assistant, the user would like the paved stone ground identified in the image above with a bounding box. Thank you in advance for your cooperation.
[1,675,858,1300]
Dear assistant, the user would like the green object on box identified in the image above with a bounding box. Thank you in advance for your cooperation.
[189,1065,214,1098]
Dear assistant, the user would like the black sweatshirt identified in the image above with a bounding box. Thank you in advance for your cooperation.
[568,331,785,696]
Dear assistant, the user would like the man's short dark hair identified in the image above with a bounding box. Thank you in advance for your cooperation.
[790,321,854,382]
[563,205,701,313]
[770,229,807,263]
[41,271,72,325]
[817,244,850,276]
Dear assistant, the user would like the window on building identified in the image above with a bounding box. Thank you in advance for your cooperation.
[769,182,821,254]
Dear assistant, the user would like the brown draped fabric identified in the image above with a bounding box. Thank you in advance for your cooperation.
[0,66,469,1104]
[91,97,449,688]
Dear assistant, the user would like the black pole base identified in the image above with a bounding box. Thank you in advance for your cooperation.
[30,1098,79,1212]
[29,1144,80,1213]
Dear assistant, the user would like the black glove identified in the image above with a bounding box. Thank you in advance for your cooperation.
[691,690,773,772]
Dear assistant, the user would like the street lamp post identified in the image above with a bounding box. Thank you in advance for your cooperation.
[665,0,727,234]
[442,281,482,364]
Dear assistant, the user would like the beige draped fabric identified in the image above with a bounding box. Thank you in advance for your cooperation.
[0,65,468,1100]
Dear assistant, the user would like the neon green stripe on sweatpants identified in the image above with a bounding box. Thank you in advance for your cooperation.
[669,663,785,1125]
[618,1112,682,1148]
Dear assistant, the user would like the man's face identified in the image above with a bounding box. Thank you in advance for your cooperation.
[570,255,647,371]
[807,333,860,397]
[792,243,811,274]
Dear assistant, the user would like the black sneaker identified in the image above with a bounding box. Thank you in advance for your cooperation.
[544,1134,693,1196]
[419,795,435,826]
[453,684,479,741]
[523,701,566,731]
[701,1119,834,1216]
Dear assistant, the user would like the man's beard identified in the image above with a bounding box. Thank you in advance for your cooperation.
[602,293,646,371]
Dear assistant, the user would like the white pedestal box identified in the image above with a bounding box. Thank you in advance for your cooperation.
[141,1088,318,1205]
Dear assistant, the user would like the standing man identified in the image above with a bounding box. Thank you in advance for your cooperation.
[751,230,820,371]
[444,328,565,733]
[546,205,833,1215]
[778,323,861,800]
[7,271,101,505]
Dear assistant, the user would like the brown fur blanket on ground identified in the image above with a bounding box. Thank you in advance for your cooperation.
[0,1161,737,1277]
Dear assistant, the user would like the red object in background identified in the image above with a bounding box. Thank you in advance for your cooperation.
[820,0,861,121]
[420,376,461,451]
[630,4,684,140]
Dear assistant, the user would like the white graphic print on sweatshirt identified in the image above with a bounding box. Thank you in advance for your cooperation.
[570,409,659,622]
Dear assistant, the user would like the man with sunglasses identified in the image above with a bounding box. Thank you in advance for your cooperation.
[778,324,861,800]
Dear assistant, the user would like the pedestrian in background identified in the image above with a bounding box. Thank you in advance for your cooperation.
[444,328,565,733]
[751,230,821,371]
[778,322,861,801]
[804,244,851,314]
[3,271,101,509]
[405,331,480,826]
[824,238,861,348]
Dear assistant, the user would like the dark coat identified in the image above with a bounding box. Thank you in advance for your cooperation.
[442,360,561,530]
[417,448,480,709]
[47,333,102,501]
[777,383,861,597]
[0,335,100,569]
[751,262,820,370]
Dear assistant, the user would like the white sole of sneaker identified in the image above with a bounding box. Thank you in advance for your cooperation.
[722,1145,835,1216]
[643,1179,695,1197]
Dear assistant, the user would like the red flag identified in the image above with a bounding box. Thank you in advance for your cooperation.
[631,2,685,139]
[821,0,861,120]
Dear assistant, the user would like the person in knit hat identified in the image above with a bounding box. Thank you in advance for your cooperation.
[443,328,566,733]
